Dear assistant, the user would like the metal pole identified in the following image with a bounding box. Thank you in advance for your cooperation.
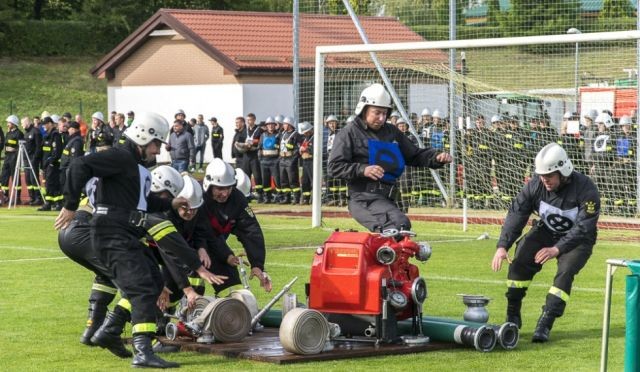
[600,258,632,372]
[311,46,326,228]
[293,0,300,125]
[574,42,580,111]
[448,0,457,208]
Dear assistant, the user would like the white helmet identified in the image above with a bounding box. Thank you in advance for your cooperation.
[535,143,573,177]
[125,112,170,146]
[297,121,313,134]
[282,116,294,126]
[583,109,598,121]
[421,108,431,116]
[432,109,442,119]
[234,168,252,197]
[595,112,614,128]
[265,116,276,124]
[490,115,502,124]
[275,114,284,123]
[175,109,185,117]
[204,158,236,190]
[390,111,400,118]
[396,117,407,125]
[91,112,104,123]
[355,83,392,116]
[177,175,204,209]
[151,165,184,197]
[5,115,19,126]
[346,115,356,124]
[619,115,632,126]
[325,114,338,123]
[51,114,61,124]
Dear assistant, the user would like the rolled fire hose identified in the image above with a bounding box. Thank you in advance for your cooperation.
[193,298,252,343]
[279,308,330,355]
[229,289,259,319]
[423,316,519,350]
[397,318,496,352]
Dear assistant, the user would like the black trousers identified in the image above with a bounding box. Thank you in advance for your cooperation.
[348,191,411,232]
[91,215,163,328]
[211,142,223,159]
[43,163,61,204]
[25,155,40,199]
[58,213,116,289]
[240,152,262,191]
[0,152,18,190]
[279,157,300,193]
[507,224,593,317]
[301,158,313,195]
[260,156,280,192]
[193,144,206,167]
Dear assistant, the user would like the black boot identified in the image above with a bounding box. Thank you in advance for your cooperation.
[506,300,522,329]
[131,333,180,368]
[291,192,300,205]
[37,202,52,211]
[80,289,115,346]
[90,306,132,358]
[263,191,272,204]
[279,192,291,204]
[532,311,556,343]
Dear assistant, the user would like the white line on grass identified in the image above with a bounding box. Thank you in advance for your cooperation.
[0,245,59,252]
[0,257,68,263]
[267,262,610,294]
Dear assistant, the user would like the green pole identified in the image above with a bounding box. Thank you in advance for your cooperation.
[625,274,640,372]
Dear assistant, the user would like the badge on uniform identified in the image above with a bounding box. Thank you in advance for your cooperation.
[245,206,255,218]
[585,201,597,215]
[368,139,405,183]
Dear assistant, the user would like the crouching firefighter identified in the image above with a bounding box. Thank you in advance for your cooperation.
[491,143,600,343]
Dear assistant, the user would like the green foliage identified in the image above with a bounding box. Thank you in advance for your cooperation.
[601,0,635,18]
[0,19,128,56]
[413,24,504,40]
[500,0,580,37]
[486,0,501,27]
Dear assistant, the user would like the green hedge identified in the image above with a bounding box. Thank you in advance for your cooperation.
[0,20,128,56]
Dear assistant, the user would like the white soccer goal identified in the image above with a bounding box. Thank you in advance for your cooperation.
[311,30,640,237]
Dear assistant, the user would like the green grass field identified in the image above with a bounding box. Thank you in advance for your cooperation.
[0,206,635,371]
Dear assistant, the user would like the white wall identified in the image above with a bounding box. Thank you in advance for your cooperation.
[108,83,243,164]
[408,83,449,117]
[242,84,294,123]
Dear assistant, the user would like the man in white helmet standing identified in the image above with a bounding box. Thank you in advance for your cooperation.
[0,115,24,204]
[327,83,452,232]
[491,142,600,343]
[54,112,193,368]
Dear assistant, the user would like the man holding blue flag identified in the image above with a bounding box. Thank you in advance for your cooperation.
[327,83,452,232]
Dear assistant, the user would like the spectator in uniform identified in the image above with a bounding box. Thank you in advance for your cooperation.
[298,121,314,205]
[492,143,599,343]
[591,112,615,213]
[395,117,418,212]
[209,117,224,159]
[0,115,24,204]
[240,113,263,201]
[324,115,346,206]
[38,116,63,211]
[278,117,300,204]
[258,117,280,204]
[327,83,452,232]
[90,112,114,152]
[59,121,85,209]
[612,115,636,216]
[22,116,43,205]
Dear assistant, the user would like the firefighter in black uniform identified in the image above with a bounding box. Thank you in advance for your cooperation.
[327,83,452,232]
[324,115,346,206]
[59,121,84,208]
[209,117,224,159]
[298,121,314,205]
[278,116,301,204]
[89,112,114,152]
[258,117,281,203]
[491,143,600,343]
[22,115,43,205]
[54,112,209,368]
[0,115,24,204]
[202,158,272,294]
[612,115,637,216]
[239,113,263,201]
[395,117,419,212]
[38,116,63,211]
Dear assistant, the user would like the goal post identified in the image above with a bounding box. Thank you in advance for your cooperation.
[311,30,640,231]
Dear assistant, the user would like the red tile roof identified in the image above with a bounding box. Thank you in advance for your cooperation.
[92,9,447,78]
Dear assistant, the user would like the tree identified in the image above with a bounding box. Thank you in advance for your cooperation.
[501,0,580,37]
[600,0,634,18]
[486,0,500,27]
[431,0,463,26]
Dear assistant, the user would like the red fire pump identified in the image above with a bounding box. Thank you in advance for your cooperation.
[307,229,431,343]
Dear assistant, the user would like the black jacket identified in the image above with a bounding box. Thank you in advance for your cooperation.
[203,188,265,271]
[41,128,62,168]
[24,125,43,161]
[497,171,600,254]
[327,116,445,189]
[60,133,85,170]
[63,137,170,213]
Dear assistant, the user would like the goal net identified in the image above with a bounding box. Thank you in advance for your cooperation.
[309,31,640,238]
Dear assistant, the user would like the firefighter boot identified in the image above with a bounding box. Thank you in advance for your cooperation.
[505,287,526,329]
[263,191,273,204]
[291,192,300,205]
[131,333,179,368]
[300,194,310,205]
[339,191,348,207]
[279,192,291,204]
[37,202,52,211]
[532,310,556,343]
[80,289,116,345]
[90,306,132,358]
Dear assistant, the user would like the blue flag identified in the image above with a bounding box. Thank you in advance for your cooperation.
[368,139,405,183]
